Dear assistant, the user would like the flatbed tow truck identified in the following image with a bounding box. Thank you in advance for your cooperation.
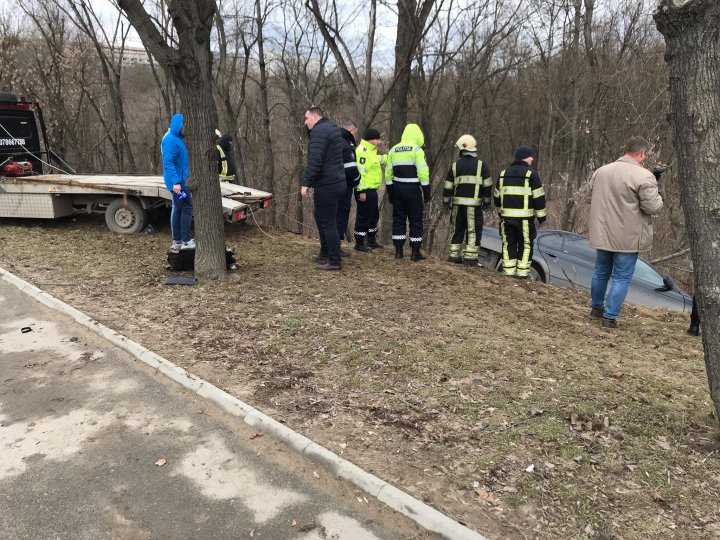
[0,91,272,233]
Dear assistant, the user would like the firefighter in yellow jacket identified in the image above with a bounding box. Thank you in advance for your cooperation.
[385,124,430,261]
[443,134,493,267]
[215,130,237,183]
[353,128,385,252]
[493,146,546,278]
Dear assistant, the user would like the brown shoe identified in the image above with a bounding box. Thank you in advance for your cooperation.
[590,307,604,319]
[601,317,618,329]
[315,263,341,271]
[312,253,328,262]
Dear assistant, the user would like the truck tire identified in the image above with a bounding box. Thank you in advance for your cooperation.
[105,198,148,234]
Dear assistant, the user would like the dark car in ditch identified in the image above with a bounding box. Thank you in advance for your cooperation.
[476,227,692,313]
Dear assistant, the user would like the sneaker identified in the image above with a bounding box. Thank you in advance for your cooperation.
[601,317,618,329]
[170,241,182,252]
[181,239,195,250]
[589,307,604,319]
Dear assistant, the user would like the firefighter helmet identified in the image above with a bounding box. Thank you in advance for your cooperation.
[455,134,477,152]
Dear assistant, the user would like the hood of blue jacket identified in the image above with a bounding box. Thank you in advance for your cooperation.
[169,114,184,137]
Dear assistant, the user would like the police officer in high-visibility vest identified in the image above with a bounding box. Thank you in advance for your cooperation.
[443,134,492,267]
[385,124,430,261]
[353,128,385,252]
[493,146,546,278]
[215,131,237,183]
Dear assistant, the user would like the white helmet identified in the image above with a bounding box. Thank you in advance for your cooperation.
[456,134,477,152]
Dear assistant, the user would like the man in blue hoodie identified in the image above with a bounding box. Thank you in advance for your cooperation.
[162,113,193,252]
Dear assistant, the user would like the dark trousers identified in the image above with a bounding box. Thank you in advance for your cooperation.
[499,218,536,277]
[392,183,423,247]
[691,296,700,326]
[449,205,483,260]
[354,189,379,240]
[314,181,346,266]
[336,185,354,240]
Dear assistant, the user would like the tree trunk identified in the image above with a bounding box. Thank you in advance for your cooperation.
[256,0,275,214]
[655,0,720,420]
[118,0,226,280]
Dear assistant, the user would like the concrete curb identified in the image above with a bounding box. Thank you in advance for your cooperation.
[0,266,487,540]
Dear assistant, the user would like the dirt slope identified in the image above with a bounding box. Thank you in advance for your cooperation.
[0,216,716,540]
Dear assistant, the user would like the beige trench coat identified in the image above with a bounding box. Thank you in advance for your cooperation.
[588,156,663,253]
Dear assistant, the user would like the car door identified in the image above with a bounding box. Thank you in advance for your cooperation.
[536,232,595,291]
[626,258,687,311]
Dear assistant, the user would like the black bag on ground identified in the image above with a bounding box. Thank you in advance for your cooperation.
[166,247,237,271]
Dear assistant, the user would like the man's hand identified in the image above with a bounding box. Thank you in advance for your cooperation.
[358,192,367,202]
[652,166,665,182]
[301,186,310,198]
[172,183,182,194]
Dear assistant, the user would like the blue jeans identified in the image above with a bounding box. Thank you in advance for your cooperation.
[591,249,638,320]
[171,191,193,243]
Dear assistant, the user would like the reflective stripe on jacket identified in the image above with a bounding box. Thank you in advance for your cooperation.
[443,154,492,206]
[385,124,429,187]
[493,161,546,219]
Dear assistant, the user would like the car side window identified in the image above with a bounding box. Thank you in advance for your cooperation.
[537,233,564,251]
[560,234,597,260]
[633,260,665,287]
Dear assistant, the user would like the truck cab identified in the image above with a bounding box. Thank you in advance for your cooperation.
[0,91,48,176]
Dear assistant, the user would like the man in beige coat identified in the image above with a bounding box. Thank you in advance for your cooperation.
[588,136,663,328]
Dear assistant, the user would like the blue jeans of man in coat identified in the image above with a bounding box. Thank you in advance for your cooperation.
[590,249,639,320]
[171,191,193,243]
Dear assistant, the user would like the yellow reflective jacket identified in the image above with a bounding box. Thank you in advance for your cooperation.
[356,139,383,191]
[385,124,429,187]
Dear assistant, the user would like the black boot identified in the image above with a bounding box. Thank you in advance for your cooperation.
[688,323,700,336]
[395,246,404,259]
[354,237,371,252]
[367,234,384,249]
[410,245,426,261]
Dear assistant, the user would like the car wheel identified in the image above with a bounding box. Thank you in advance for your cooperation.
[529,264,544,282]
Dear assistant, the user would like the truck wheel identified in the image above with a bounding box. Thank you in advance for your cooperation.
[105,198,148,234]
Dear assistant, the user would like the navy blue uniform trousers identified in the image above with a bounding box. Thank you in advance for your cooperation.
[392,183,424,247]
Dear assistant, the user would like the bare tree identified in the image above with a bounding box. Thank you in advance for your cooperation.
[655,0,720,420]
[117,0,226,280]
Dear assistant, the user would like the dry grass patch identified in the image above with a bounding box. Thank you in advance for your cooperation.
[0,215,717,539]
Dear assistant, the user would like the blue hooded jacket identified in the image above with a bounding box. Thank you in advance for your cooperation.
[161,113,189,192]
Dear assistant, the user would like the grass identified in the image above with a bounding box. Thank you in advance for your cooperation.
[0,214,717,539]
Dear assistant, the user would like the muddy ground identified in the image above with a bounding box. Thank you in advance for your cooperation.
[0,215,717,540]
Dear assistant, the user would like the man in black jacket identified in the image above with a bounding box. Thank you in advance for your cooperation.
[301,107,347,271]
[338,121,360,250]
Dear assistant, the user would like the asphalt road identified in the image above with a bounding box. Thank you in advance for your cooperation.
[0,279,428,540]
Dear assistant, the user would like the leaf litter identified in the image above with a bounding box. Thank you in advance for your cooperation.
[0,217,717,539]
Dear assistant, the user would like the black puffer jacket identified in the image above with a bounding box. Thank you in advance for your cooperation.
[340,127,360,188]
[301,117,346,188]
